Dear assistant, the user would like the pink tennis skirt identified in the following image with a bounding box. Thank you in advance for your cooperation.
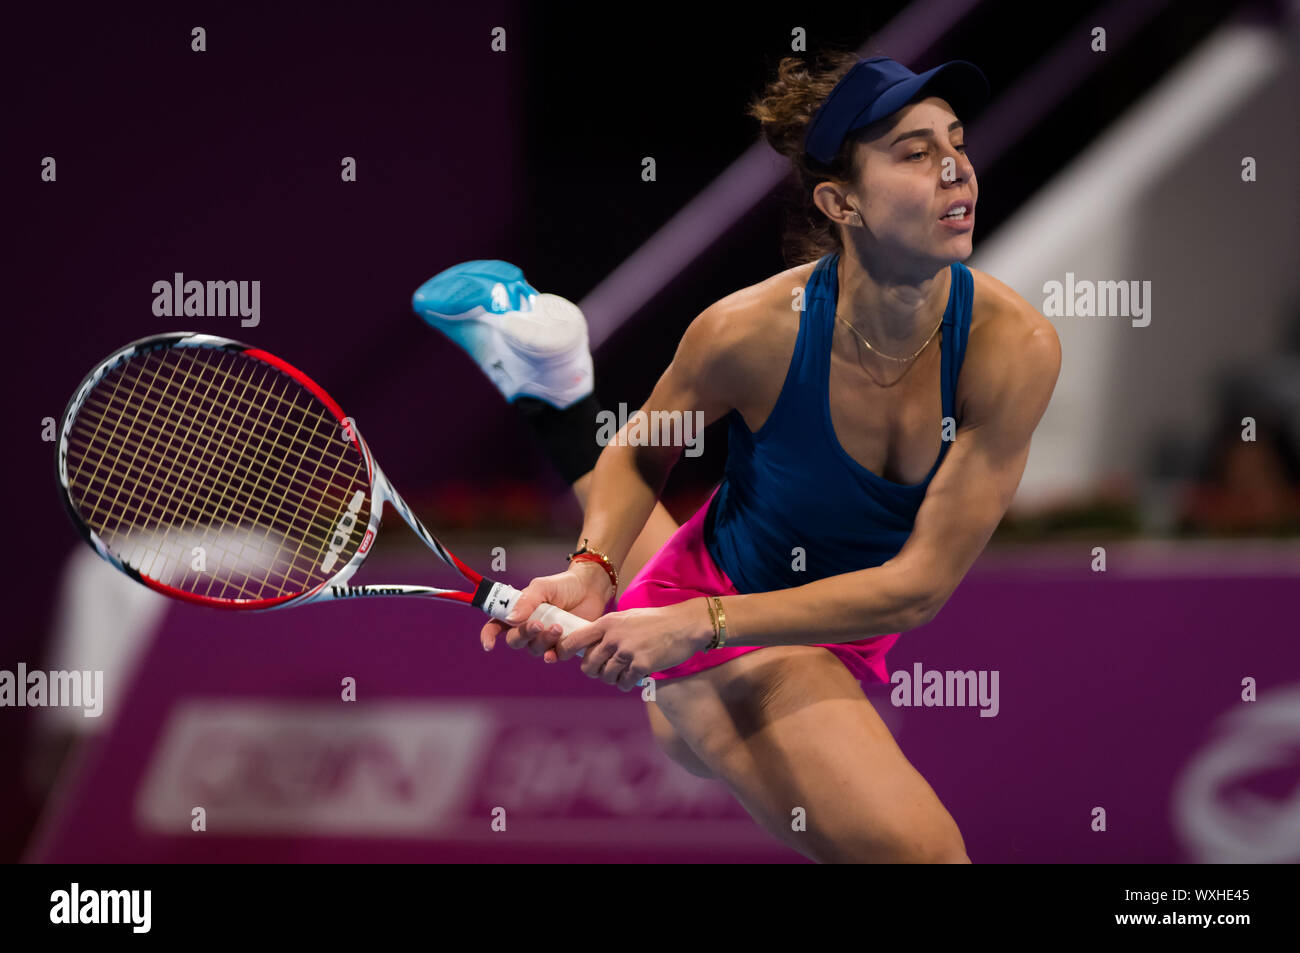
[616,488,900,684]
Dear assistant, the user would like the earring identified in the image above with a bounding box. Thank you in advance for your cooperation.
[851,212,862,226]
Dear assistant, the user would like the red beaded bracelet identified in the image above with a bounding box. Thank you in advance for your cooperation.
[567,539,619,593]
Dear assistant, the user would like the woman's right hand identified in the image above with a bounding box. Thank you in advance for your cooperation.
[479,561,614,661]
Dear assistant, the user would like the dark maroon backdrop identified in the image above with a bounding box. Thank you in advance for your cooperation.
[3,1,535,861]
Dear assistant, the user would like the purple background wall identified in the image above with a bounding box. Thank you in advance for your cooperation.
[25,544,1300,863]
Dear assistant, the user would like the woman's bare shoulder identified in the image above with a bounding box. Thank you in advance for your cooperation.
[965,264,1052,335]
[960,264,1062,419]
[664,262,812,419]
[696,261,815,369]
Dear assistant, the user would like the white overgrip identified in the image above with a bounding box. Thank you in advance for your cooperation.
[484,582,590,656]
[484,582,647,685]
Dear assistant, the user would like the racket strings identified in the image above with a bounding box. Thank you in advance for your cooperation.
[65,345,371,602]
[72,351,334,552]
[112,348,358,598]
[70,347,363,599]
[142,349,337,599]
[69,348,311,597]
[74,370,358,530]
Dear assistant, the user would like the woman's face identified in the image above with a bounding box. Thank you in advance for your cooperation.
[841,96,978,270]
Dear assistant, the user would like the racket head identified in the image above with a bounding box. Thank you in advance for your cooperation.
[56,332,382,608]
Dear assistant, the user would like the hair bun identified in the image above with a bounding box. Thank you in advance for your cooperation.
[747,50,867,264]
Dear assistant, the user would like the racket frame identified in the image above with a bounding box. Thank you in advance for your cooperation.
[56,332,523,620]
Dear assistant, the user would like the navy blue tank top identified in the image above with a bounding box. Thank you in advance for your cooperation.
[704,253,973,594]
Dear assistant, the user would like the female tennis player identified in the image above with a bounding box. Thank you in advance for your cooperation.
[414,53,1060,863]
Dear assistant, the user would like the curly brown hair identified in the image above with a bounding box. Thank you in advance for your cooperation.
[747,50,875,265]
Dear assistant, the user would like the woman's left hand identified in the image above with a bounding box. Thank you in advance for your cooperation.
[551,599,715,691]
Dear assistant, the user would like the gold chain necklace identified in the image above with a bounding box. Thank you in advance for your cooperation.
[835,312,944,362]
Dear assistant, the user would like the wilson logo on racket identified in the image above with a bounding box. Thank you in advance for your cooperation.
[322,490,366,573]
[330,586,406,598]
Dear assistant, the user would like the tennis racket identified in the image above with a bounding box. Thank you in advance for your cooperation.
[55,331,596,652]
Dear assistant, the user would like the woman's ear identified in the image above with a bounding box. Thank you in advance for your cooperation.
[812,181,858,229]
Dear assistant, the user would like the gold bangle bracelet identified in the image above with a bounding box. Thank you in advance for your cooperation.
[705,598,721,650]
[711,597,727,649]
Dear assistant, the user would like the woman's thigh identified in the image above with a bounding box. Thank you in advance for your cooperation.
[651,645,970,863]
[645,699,716,778]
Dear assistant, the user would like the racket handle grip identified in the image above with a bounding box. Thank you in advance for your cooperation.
[528,601,590,654]
[483,583,646,686]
